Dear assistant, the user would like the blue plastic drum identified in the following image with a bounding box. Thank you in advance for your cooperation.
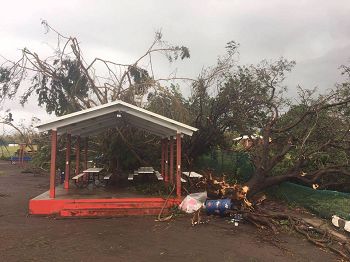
[205,199,232,216]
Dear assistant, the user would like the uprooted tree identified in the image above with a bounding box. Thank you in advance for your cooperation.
[212,60,350,198]
[134,40,350,257]
[2,22,350,196]
[149,45,350,197]
[2,21,350,198]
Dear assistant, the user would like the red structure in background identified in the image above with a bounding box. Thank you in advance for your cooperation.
[30,101,197,217]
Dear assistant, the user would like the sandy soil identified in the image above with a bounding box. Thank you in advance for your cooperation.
[0,160,338,262]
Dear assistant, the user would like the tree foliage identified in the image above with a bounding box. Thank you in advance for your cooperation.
[1,22,350,196]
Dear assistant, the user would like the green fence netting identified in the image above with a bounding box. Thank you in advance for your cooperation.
[195,150,350,220]
[194,150,254,182]
[270,182,350,220]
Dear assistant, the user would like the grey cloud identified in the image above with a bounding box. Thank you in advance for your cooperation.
[0,0,349,123]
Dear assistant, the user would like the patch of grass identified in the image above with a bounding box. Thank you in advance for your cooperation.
[270,182,350,220]
[0,145,19,158]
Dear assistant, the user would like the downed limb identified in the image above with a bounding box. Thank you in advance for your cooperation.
[241,208,350,260]
[195,172,350,259]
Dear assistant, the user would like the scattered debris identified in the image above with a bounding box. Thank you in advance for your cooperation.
[184,172,350,259]
[205,199,232,216]
[332,215,350,233]
[179,192,207,214]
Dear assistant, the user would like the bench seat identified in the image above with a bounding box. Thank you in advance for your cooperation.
[154,171,163,181]
[182,171,202,178]
[72,173,85,180]
[104,173,113,180]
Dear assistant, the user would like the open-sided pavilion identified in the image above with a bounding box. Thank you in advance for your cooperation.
[29,100,197,217]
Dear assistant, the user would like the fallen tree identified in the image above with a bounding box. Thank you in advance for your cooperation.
[2,21,350,259]
[198,172,350,259]
[182,54,350,197]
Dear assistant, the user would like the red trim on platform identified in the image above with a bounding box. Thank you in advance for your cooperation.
[29,197,181,217]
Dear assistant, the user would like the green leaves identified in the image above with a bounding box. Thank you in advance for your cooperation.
[35,59,89,116]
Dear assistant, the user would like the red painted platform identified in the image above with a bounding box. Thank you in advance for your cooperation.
[29,185,181,217]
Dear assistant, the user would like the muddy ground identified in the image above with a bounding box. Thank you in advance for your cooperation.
[0,160,339,262]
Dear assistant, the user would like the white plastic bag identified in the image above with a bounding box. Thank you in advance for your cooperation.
[179,192,207,214]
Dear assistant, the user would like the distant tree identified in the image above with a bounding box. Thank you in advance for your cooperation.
[0,112,39,151]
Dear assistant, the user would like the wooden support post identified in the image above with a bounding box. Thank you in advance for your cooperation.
[49,130,57,198]
[161,139,165,178]
[84,137,88,170]
[164,138,169,183]
[176,133,182,198]
[64,133,71,190]
[169,136,174,185]
[75,136,80,176]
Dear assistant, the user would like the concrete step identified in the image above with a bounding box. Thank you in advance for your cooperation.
[63,201,170,210]
[58,197,181,217]
[60,207,171,217]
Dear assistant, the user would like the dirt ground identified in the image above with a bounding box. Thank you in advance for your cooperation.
[0,160,339,262]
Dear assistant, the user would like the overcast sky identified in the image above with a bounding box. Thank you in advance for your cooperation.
[1,0,350,132]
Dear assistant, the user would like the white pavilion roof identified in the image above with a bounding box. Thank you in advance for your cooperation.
[36,100,198,138]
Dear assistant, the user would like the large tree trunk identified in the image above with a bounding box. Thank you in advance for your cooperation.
[244,172,298,198]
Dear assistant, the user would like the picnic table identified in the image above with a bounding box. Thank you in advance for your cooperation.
[72,167,112,188]
[128,167,163,181]
[83,167,104,184]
